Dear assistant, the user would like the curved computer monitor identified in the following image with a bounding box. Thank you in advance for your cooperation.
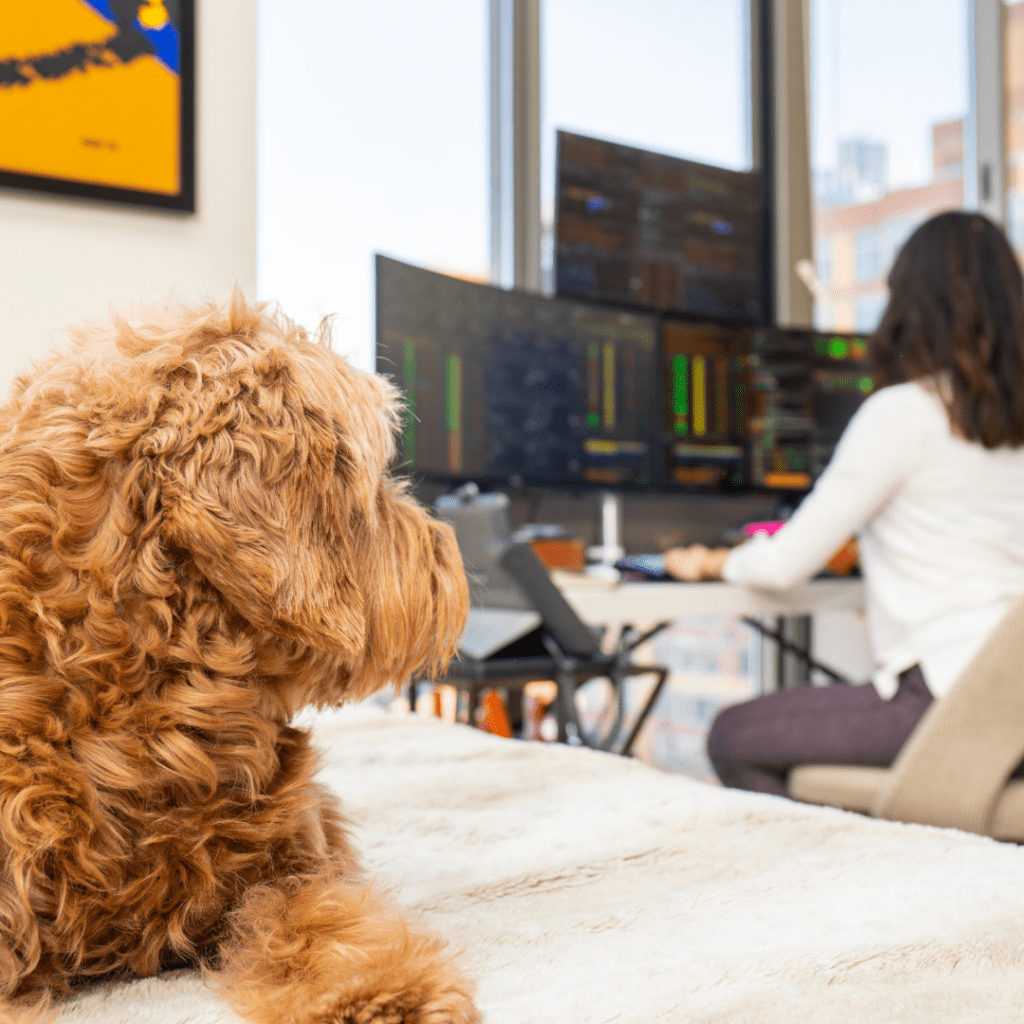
[376,255,659,489]
[661,319,751,490]
[377,256,872,497]
[660,320,874,493]
[745,327,874,492]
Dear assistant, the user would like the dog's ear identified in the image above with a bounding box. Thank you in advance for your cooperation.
[153,341,379,655]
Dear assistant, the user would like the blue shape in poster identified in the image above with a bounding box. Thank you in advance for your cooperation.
[79,1,181,74]
[133,18,180,73]
[81,0,117,22]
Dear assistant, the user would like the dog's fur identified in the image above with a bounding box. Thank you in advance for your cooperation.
[0,297,475,1023]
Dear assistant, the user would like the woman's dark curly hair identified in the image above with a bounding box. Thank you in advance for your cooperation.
[870,210,1024,447]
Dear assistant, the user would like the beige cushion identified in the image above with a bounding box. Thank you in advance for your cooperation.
[791,769,1024,843]
[989,779,1024,842]
[788,765,888,814]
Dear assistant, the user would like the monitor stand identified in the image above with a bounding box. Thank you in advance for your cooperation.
[586,490,625,580]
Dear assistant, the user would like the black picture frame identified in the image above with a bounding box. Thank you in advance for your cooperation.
[0,1,195,213]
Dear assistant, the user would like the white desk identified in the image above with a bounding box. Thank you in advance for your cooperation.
[560,577,865,626]
[559,576,866,689]
[557,576,867,692]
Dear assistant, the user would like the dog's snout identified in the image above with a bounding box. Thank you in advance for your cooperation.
[352,487,468,690]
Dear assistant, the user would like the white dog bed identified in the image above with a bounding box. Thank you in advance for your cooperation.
[58,705,1024,1023]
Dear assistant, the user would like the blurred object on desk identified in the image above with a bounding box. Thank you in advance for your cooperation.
[825,537,860,576]
[742,520,786,537]
[615,552,668,580]
[533,538,586,572]
[511,523,587,573]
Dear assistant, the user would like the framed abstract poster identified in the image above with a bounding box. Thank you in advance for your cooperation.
[0,1,195,211]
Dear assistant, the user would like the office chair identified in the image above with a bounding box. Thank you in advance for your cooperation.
[423,487,669,754]
[788,595,1024,840]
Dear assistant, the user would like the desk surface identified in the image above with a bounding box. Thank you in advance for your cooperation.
[560,577,865,624]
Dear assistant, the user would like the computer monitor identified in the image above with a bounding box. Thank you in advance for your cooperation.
[659,323,873,493]
[746,328,873,491]
[555,130,765,322]
[661,319,750,490]
[376,255,659,488]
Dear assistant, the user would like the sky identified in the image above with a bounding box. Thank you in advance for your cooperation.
[257,0,489,368]
[542,0,751,176]
[811,0,968,187]
[257,0,971,370]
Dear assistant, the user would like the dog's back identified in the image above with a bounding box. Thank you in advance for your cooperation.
[0,297,475,1022]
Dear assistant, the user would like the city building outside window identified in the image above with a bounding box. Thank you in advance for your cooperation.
[810,0,968,332]
[854,224,882,282]
[813,299,834,331]
[855,291,888,332]
[815,233,833,287]
[1005,2,1024,260]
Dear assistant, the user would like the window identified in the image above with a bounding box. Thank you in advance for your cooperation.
[815,234,833,287]
[1005,2,1024,264]
[257,1,488,369]
[810,0,968,331]
[541,0,752,292]
[856,291,888,331]
[855,225,882,282]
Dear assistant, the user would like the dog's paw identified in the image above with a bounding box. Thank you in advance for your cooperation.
[327,985,480,1024]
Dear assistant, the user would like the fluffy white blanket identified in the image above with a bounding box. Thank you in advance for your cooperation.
[58,707,1024,1023]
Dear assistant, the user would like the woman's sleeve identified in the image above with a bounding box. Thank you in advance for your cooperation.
[723,386,928,590]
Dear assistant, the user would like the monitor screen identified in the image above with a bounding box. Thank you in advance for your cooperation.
[746,328,874,491]
[661,319,750,490]
[555,131,765,322]
[376,255,659,488]
[660,324,873,493]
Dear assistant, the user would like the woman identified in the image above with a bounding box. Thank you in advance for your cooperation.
[665,211,1024,797]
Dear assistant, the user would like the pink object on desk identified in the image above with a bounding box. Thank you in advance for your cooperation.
[743,520,786,538]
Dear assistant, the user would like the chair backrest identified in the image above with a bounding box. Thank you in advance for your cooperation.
[872,595,1024,834]
[499,542,601,658]
[434,488,531,611]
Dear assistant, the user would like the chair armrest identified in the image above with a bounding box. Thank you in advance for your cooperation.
[872,597,1024,834]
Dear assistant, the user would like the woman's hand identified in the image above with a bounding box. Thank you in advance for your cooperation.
[664,545,731,581]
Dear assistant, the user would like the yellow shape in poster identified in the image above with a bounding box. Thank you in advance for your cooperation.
[0,0,181,196]
[0,0,113,62]
[137,1,169,30]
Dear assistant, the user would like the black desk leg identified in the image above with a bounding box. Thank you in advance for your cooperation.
[779,615,812,687]
[556,668,572,744]
[743,616,851,687]
[774,616,785,691]
[621,668,669,757]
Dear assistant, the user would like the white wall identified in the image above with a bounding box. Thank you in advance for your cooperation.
[0,1,257,400]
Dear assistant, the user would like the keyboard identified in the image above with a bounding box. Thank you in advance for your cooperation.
[614,553,668,580]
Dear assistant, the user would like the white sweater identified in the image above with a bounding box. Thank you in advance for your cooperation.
[723,381,1024,698]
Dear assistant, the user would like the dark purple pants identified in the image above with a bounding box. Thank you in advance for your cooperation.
[706,666,932,797]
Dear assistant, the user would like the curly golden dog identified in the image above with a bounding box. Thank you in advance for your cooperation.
[0,297,475,1023]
